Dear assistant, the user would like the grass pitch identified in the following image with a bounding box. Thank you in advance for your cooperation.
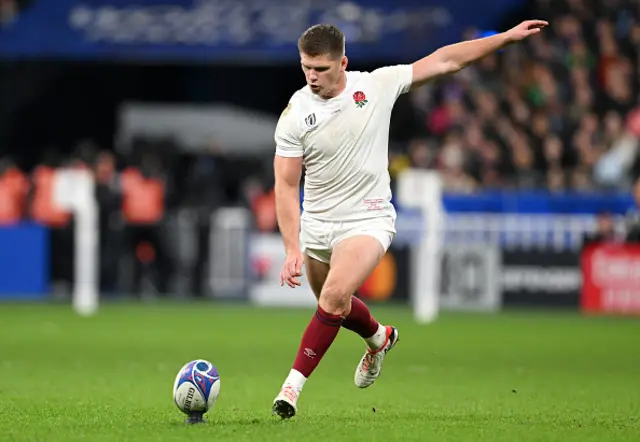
[0,302,638,441]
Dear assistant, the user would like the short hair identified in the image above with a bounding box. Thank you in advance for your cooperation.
[298,24,345,59]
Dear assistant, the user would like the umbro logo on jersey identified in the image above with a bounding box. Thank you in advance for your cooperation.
[305,113,316,127]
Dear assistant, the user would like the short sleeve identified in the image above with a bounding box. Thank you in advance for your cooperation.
[370,64,414,100]
[274,102,303,158]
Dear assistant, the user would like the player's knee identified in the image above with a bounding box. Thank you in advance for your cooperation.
[318,284,351,317]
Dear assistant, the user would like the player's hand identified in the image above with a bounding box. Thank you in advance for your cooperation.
[505,20,549,42]
[280,250,304,288]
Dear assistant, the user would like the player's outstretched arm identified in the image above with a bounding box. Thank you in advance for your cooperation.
[274,155,304,287]
[410,20,548,89]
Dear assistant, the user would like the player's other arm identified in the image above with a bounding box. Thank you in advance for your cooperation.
[274,155,304,288]
[410,20,548,88]
[274,155,303,256]
[274,102,305,287]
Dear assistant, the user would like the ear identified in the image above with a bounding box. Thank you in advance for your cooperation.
[341,56,348,72]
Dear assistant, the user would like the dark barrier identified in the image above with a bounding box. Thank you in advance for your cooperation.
[440,244,501,311]
[358,244,410,303]
[357,244,583,310]
[501,249,581,308]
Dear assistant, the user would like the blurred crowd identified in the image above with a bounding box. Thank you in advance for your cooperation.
[0,137,272,296]
[389,0,640,193]
[0,141,172,295]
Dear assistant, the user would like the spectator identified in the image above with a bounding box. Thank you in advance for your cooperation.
[0,156,28,225]
[390,0,640,193]
[625,177,640,243]
[583,211,617,246]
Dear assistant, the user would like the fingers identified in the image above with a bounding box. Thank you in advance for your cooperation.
[286,263,300,287]
[525,19,549,29]
[287,259,299,277]
[281,257,303,288]
[280,269,296,287]
[512,20,547,40]
[284,273,302,288]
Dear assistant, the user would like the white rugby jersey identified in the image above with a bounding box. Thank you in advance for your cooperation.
[274,64,413,222]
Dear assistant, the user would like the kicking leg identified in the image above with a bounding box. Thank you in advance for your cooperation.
[306,252,388,349]
[329,237,399,389]
[272,239,386,418]
[304,252,391,355]
[342,296,388,350]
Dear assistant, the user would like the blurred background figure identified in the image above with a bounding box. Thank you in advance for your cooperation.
[29,152,74,295]
[120,151,171,297]
[94,149,121,294]
[582,211,618,246]
[0,155,28,226]
[624,177,640,243]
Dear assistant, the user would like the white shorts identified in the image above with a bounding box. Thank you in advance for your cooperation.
[300,215,396,264]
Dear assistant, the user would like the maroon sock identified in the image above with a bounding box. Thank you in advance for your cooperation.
[342,296,379,339]
[292,307,343,378]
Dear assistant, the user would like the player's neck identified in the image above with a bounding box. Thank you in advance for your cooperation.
[321,73,347,100]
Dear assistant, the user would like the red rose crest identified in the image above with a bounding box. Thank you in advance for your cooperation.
[353,91,368,108]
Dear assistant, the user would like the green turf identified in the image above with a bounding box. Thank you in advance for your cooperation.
[0,303,638,441]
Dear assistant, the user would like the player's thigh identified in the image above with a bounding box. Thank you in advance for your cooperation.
[304,252,330,300]
[300,216,332,300]
[321,235,386,302]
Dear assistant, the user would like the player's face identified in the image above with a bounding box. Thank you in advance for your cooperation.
[300,52,347,98]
